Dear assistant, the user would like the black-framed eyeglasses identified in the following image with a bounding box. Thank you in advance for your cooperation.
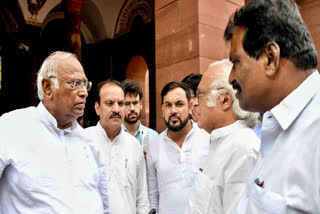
[196,87,225,99]
[49,76,92,91]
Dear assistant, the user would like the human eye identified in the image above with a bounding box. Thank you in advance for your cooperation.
[118,101,124,106]
[74,80,82,89]
[177,101,184,107]
[125,102,130,106]
[165,103,171,108]
[230,57,239,68]
[106,101,113,106]
[133,101,139,106]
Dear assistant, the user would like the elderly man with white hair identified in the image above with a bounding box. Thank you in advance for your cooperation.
[185,59,260,214]
[0,51,110,214]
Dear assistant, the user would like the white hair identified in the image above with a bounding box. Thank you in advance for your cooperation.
[206,59,259,128]
[37,51,75,100]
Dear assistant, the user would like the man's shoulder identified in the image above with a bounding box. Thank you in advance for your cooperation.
[225,126,260,152]
[1,106,37,119]
[121,130,142,146]
[148,130,166,150]
[141,124,158,135]
[192,125,210,137]
[0,106,38,128]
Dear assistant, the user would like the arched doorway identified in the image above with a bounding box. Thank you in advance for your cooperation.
[125,55,150,126]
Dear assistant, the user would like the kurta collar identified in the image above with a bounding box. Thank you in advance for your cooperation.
[210,120,247,144]
[98,121,122,143]
[270,70,320,130]
[37,102,77,134]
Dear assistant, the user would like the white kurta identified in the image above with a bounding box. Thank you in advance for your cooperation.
[0,102,109,214]
[147,121,210,214]
[185,120,260,214]
[236,70,320,214]
[86,122,150,214]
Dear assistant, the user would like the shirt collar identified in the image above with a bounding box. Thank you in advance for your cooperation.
[270,70,320,130]
[98,121,122,143]
[210,120,247,144]
[121,121,143,137]
[37,102,77,134]
[162,120,196,142]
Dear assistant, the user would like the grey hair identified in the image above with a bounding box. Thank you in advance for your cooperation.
[206,59,259,128]
[37,51,75,100]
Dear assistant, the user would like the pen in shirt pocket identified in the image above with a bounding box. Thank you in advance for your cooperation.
[255,178,264,188]
[125,157,128,168]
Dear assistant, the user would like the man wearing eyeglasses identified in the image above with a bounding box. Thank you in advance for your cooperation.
[184,59,260,214]
[0,51,110,213]
[121,80,158,156]
[85,80,150,214]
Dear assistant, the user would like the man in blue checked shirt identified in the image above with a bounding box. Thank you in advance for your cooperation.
[121,79,158,156]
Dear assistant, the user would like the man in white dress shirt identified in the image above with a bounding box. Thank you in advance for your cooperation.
[85,80,150,214]
[224,0,320,213]
[185,59,260,214]
[147,81,210,214]
[0,51,110,213]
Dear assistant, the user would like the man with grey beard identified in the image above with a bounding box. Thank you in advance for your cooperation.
[146,81,210,214]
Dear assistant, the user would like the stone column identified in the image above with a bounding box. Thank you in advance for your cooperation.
[64,0,84,61]
[154,0,243,131]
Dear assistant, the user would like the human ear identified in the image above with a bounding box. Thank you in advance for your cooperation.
[265,42,280,77]
[220,92,233,111]
[42,78,52,98]
[94,102,100,116]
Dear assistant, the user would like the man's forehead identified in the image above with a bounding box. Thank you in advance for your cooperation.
[199,69,216,91]
[125,93,140,100]
[163,87,187,102]
[230,26,246,53]
[100,84,124,97]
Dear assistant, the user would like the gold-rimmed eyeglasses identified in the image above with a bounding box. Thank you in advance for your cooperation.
[49,76,92,91]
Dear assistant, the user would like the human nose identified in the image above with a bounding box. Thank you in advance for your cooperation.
[129,102,135,110]
[112,103,121,112]
[194,96,199,106]
[228,66,235,84]
[171,105,178,114]
[78,88,88,98]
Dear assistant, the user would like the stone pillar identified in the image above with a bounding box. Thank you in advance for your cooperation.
[154,0,243,131]
[64,0,84,61]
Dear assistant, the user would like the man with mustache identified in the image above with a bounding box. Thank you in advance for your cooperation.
[0,51,110,213]
[146,81,210,214]
[85,80,150,214]
[224,0,320,213]
[185,59,260,214]
[121,80,158,156]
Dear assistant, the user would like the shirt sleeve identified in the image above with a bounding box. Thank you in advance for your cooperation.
[89,143,111,214]
[146,147,159,213]
[136,147,150,214]
[222,145,258,214]
[0,116,9,178]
